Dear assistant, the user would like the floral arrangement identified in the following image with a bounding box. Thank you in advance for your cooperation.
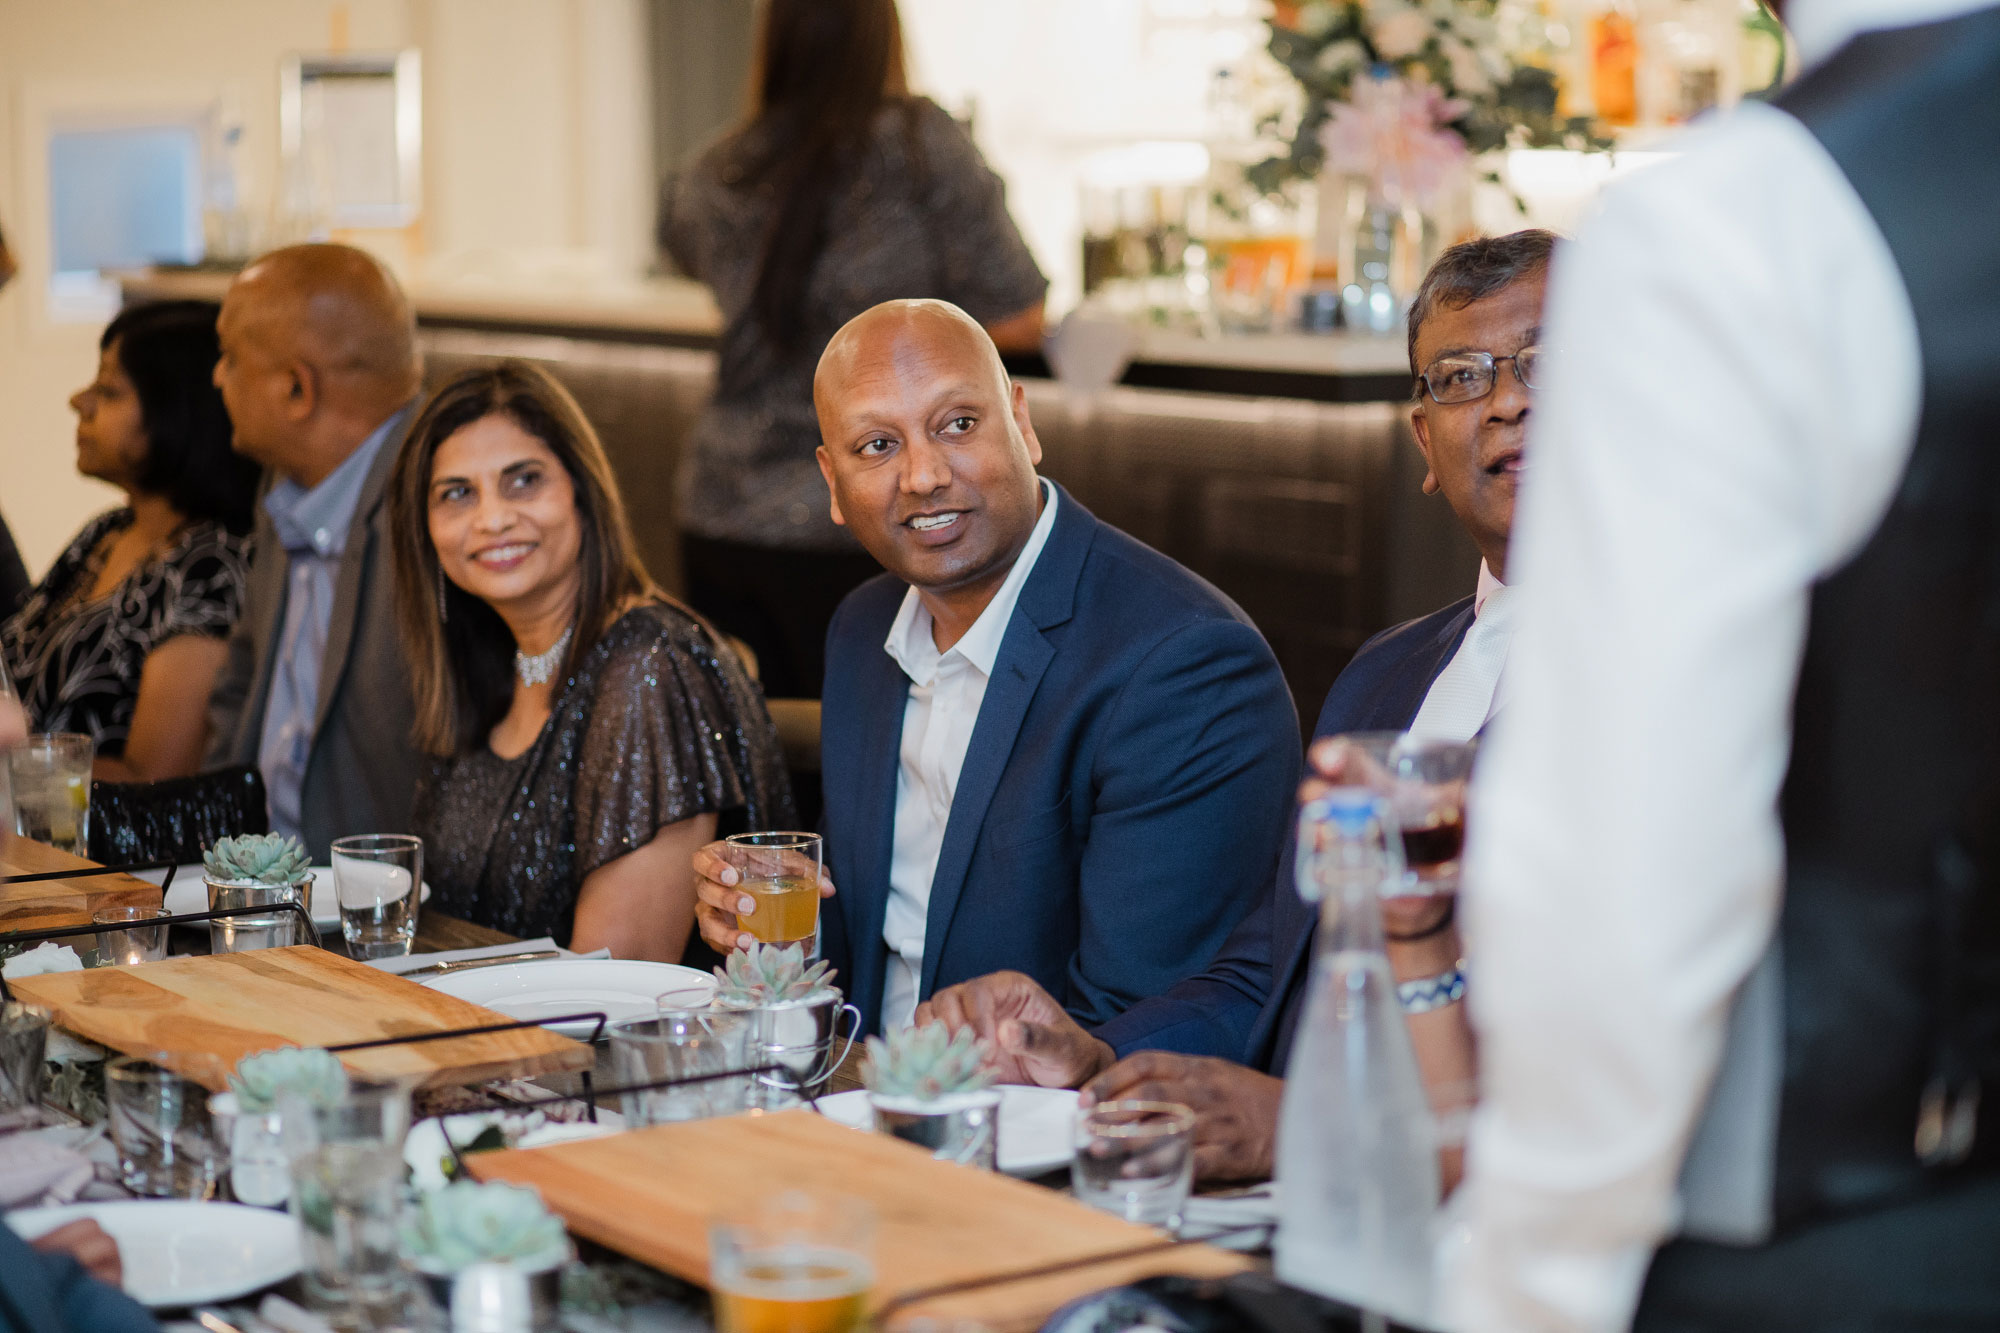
[203,833,312,886]
[228,1046,350,1114]
[401,1179,570,1274]
[1253,0,1608,205]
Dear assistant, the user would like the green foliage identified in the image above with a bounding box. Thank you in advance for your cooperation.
[710,943,837,1010]
[229,1046,350,1114]
[402,1180,569,1273]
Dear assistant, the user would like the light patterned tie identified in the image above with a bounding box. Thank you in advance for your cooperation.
[1407,584,1518,742]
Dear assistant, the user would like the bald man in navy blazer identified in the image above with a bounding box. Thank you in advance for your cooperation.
[692,299,1299,1035]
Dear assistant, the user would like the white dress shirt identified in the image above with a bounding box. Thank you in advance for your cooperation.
[879,480,1059,1030]
[1408,561,1512,742]
[1439,2,1956,1326]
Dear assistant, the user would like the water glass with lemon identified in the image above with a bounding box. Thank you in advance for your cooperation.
[8,733,92,857]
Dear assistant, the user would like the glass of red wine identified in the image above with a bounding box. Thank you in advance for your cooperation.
[1331,732,1477,898]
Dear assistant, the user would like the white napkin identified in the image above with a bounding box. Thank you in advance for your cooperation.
[365,937,609,975]
[0,943,83,980]
[0,1126,97,1208]
[1177,1183,1278,1251]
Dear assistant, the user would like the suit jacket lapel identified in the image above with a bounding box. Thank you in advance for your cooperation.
[1375,601,1476,730]
[917,486,1090,997]
[312,410,407,736]
[846,643,912,1003]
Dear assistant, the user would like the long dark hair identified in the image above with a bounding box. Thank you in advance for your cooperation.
[740,0,911,347]
[105,301,260,533]
[388,361,667,756]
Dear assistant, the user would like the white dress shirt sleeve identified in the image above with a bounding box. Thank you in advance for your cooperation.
[1441,103,1923,1333]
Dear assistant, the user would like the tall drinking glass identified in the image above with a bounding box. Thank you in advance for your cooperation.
[8,733,92,856]
[284,1079,413,1321]
[719,832,822,952]
[1333,733,1478,897]
[710,1192,874,1333]
[610,1008,751,1124]
[0,1002,52,1121]
[106,1056,223,1198]
[330,835,423,960]
[207,878,310,953]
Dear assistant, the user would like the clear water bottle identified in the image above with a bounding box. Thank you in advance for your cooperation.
[1275,788,1441,1327]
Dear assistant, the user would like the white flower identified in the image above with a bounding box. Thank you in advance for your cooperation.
[1,944,84,980]
[1441,36,1495,95]
[1371,7,1435,60]
[1315,39,1369,74]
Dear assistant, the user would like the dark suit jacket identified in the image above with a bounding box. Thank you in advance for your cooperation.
[0,1224,158,1333]
[205,409,421,860]
[1094,594,1477,1074]
[820,485,1301,1035]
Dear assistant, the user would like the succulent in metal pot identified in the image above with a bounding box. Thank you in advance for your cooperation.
[203,833,312,886]
[401,1179,570,1273]
[710,943,837,1010]
[229,1046,349,1114]
[863,1023,995,1103]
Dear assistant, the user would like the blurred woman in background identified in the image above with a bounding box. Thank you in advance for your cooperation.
[1,301,258,780]
[660,0,1047,700]
[391,361,793,962]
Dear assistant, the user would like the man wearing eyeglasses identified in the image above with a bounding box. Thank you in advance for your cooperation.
[918,230,1555,1184]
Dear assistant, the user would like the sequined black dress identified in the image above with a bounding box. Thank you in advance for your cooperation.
[414,603,796,948]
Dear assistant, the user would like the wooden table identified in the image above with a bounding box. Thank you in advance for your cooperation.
[0,839,161,932]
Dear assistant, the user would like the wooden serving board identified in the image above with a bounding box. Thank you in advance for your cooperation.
[0,839,162,932]
[9,945,592,1091]
[469,1109,1250,1331]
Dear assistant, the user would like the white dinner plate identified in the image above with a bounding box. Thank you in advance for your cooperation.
[7,1200,301,1308]
[813,1084,1080,1176]
[141,864,432,930]
[420,957,716,1038]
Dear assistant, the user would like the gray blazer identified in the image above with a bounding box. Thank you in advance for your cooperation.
[206,420,420,861]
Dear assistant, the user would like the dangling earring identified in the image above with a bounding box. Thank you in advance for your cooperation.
[437,566,449,623]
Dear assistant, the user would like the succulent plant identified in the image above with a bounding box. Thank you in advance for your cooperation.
[863,1024,995,1102]
[229,1046,350,1114]
[204,833,312,885]
[710,943,837,1010]
[401,1179,570,1273]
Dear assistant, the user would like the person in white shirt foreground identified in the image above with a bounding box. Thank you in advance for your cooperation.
[1443,0,2000,1329]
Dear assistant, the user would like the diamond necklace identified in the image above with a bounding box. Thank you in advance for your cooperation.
[515,625,574,687]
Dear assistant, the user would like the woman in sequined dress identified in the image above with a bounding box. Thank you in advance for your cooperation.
[389,362,795,961]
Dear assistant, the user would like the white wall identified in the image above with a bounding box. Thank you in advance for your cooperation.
[0,0,651,578]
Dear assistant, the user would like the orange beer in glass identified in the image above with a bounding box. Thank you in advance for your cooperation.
[710,1192,873,1333]
[723,832,823,951]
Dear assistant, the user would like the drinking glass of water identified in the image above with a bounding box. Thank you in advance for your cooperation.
[106,1055,223,1198]
[284,1079,413,1322]
[330,835,423,960]
[8,733,92,856]
[1071,1100,1196,1229]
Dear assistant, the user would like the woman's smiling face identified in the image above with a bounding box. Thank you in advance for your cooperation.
[426,411,584,621]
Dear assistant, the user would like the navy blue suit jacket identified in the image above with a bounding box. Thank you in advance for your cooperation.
[0,1223,158,1333]
[1093,595,1477,1074]
[819,485,1301,1035]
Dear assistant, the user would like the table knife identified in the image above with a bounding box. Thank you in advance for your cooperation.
[396,948,562,977]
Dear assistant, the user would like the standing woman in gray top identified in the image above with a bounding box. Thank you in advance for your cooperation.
[659,0,1047,700]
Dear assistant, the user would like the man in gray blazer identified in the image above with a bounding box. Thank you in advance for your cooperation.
[206,244,424,859]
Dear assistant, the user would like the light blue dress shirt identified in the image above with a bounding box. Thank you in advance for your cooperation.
[256,408,407,839]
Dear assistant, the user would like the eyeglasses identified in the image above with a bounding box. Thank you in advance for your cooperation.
[1418,346,1545,405]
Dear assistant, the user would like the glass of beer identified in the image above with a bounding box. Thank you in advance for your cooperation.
[710,1191,873,1333]
[721,832,823,953]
